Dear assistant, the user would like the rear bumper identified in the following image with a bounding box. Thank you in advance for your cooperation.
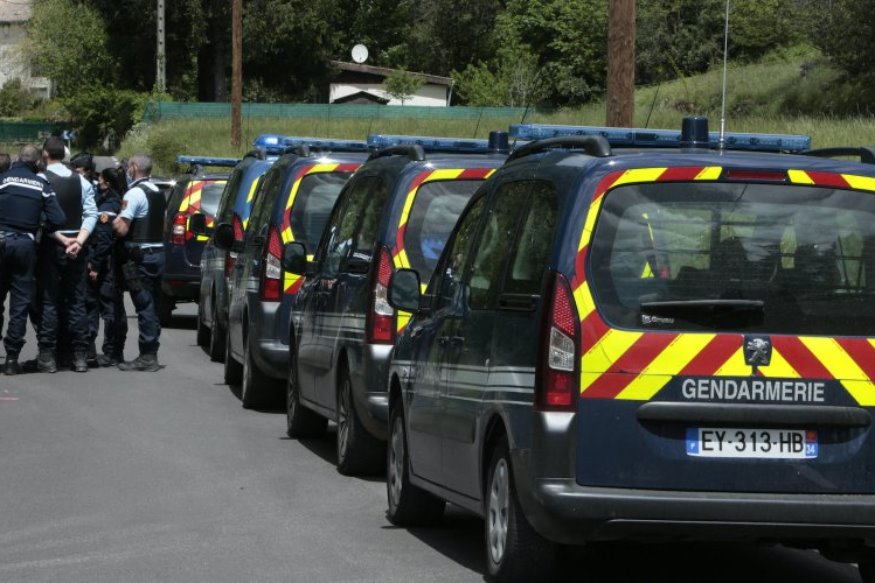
[248,298,288,380]
[514,452,875,545]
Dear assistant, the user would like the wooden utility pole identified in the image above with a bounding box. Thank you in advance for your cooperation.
[606,0,635,127]
[156,0,165,92]
[231,0,243,149]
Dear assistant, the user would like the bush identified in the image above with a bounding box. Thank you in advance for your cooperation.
[0,79,36,117]
[63,87,148,152]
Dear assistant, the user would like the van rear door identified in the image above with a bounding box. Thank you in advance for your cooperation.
[574,168,875,494]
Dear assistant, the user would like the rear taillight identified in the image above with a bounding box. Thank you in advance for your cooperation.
[260,225,283,301]
[366,245,394,344]
[225,216,244,277]
[171,212,187,246]
[536,273,579,411]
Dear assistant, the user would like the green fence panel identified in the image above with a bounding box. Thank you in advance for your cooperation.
[142,102,530,123]
[0,121,71,142]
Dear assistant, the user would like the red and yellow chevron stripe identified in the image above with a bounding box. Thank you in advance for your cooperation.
[281,163,361,295]
[391,168,496,333]
[572,167,875,406]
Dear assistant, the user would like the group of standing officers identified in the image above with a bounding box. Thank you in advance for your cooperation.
[0,136,167,375]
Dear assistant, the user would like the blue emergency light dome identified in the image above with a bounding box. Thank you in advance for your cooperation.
[509,119,811,154]
[251,134,369,154]
[367,131,509,154]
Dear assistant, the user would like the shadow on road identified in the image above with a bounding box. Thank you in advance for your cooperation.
[393,515,862,583]
[291,432,386,483]
[165,312,197,331]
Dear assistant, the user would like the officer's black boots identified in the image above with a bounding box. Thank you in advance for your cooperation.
[36,349,57,373]
[4,357,20,376]
[118,354,160,372]
[95,354,119,367]
[72,349,88,373]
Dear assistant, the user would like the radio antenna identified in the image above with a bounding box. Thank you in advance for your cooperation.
[718,0,731,150]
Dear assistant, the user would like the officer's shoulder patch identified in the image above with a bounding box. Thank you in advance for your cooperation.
[121,200,128,210]
[99,212,109,224]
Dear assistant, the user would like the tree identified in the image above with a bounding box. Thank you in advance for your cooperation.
[24,0,114,97]
[383,70,424,105]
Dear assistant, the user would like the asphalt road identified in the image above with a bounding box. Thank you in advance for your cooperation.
[0,302,865,582]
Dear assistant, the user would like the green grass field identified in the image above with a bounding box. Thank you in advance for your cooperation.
[120,53,875,176]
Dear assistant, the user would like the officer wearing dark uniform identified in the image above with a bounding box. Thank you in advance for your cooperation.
[113,154,165,371]
[0,145,66,375]
[86,167,127,366]
[35,136,98,373]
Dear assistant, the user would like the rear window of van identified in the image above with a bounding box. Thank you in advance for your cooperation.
[589,182,875,335]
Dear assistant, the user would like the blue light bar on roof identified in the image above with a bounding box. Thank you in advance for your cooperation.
[367,134,498,154]
[509,124,812,153]
[176,155,240,167]
[252,134,368,153]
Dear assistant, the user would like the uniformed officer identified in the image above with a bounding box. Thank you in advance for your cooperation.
[86,166,128,366]
[34,136,98,373]
[112,154,165,371]
[0,145,66,375]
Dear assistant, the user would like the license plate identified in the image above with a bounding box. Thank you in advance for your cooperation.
[686,428,818,459]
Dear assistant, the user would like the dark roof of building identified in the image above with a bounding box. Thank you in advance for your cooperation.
[330,61,453,87]
[332,90,390,105]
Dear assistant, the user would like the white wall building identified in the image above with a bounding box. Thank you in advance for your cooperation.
[328,61,452,107]
[0,0,51,99]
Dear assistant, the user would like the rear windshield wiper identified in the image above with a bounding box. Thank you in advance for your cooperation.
[640,299,764,312]
[639,299,764,328]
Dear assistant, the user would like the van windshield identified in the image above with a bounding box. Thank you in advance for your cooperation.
[404,180,481,283]
[289,172,352,251]
[589,181,875,335]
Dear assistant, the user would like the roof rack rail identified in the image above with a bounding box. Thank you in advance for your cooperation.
[283,144,312,157]
[367,145,426,162]
[367,131,509,155]
[801,147,875,165]
[506,136,612,162]
[244,149,266,160]
[176,155,241,174]
[510,120,812,154]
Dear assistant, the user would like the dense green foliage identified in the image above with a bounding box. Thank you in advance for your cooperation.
[17,0,875,149]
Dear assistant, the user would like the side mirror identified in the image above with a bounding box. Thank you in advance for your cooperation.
[388,269,422,312]
[213,223,234,250]
[283,242,308,275]
[189,213,207,235]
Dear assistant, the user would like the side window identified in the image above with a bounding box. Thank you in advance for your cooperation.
[321,177,377,276]
[248,166,284,235]
[502,182,558,295]
[351,177,389,261]
[432,196,487,309]
[467,182,530,310]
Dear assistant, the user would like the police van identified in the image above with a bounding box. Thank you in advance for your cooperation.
[284,133,509,475]
[385,117,875,582]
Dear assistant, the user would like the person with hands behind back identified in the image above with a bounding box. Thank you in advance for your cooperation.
[34,136,98,373]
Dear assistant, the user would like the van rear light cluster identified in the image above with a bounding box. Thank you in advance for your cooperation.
[537,273,580,411]
[367,245,395,344]
[260,225,283,301]
[225,216,245,277]
[171,212,187,246]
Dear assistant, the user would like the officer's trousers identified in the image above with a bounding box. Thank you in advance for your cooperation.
[37,242,89,351]
[86,268,127,358]
[0,235,36,358]
[124,247,164,355]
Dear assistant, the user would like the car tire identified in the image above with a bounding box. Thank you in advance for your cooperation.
[336,366,384,476]
[208,300,226,362]
[485,439,556,583]
[223,328,242,386]
[157,291,174,327]
[196,301,210,347]
[241,334,280,410]
[286,350,326,438]
[386,402,445,526]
